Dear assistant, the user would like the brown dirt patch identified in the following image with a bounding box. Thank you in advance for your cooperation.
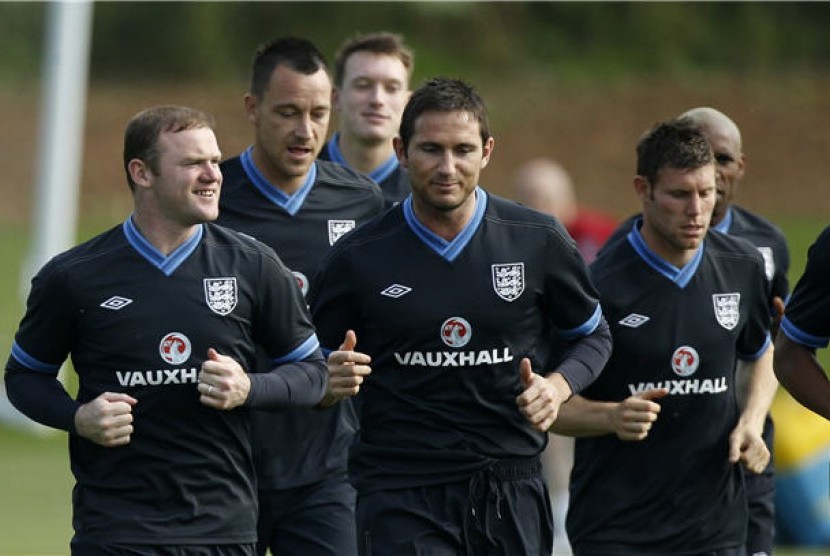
[2,75,828,231]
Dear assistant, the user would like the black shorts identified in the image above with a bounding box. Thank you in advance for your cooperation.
[70,541,256,556]
[356,456,552,555]
[257,470,356,556]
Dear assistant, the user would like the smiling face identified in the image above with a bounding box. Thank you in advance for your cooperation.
[334,51,410,146]
[134,126,223,227]
[636,163,716,267]
[395,109,494,226]
[245,64,331,193]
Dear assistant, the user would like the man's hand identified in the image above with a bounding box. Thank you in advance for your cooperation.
[320,330,372,407]
[729,420,770,474]
[198,348,251,410]
[610,388,667,441]
[74,392,137,447]
[516,358,571,432]
[770,295,785,338]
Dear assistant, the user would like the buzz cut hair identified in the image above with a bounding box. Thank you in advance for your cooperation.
[249,37,329,98]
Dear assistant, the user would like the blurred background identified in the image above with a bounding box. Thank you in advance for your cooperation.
[1,2,830,554]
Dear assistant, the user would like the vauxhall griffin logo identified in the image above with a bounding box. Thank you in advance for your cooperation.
[204,277,238,315]
[441,317,472,348]
[492,263,524,302]
[160,332,192,365]
[712,293,740,330]
[671,345,699,377]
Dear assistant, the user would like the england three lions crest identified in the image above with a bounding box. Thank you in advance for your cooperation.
[492,263,525,302]
[712,293,740,330]
[204,278,238,315]
[328,220,356,245]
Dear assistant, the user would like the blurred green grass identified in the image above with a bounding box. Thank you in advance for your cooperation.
[0,215,828,553]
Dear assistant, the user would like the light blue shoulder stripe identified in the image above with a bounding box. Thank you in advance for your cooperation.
[403,187,487,262]
[122,217,203,276]
[781,317,829,349]
[11,342,61,374]
[559,304,603,340]
[240,146,317,216]
[271,334,321,365]
[738,333,771,361]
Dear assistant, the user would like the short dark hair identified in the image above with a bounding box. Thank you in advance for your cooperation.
[398,77,490,152]
[123,105,215,191]
[636,117,713,186]
[249,37,329,98]
[333,31,414,88]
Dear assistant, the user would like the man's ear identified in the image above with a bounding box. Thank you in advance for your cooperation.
[128,159,151,189]
[736,153,746,181]
[480,136,495,169]
[331,87,341,109]
[393,136,407,169]
[244,93,259,126]
[633,175,650,202]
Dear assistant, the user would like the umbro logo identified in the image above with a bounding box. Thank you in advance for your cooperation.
[100,296,133,310]
[619,313,649,328]
[381,284,412,298]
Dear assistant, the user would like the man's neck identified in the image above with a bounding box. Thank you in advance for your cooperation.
[250,146,307,195]
[411,194,477,242]
[131,210,199,256]
[338,132,394,175]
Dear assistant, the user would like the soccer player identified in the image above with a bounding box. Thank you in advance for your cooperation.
[216,37,384,556]
[4,105,327,554]
[552,118,778,555]
[319,31,413,206]
[775,227,830,419]
[308,77,612,555]
[602,107,789,556]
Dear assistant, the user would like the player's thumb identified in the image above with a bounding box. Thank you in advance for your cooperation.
[339,329,357,352]
[519,358,534,388]
[101,392,138,406]
[636,387,669,401]
[206,347,224,361]
[728,436,743,464]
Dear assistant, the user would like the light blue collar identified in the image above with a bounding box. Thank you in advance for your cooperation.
[626,217,703,288]
[712,206,733,234]
[326,133,399,184]
[402,187,487,262]
[240,146,316,216]
[122,215,203,276]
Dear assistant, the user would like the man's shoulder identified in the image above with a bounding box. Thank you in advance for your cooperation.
[218,155,244,178]
[706,229,767,269]
[589,235,639,282]
[50,224,126,267]
[217,155,248,200]
[486,193,560,227]
[730,205,788,243]
[203,222,279,260]
[316,159,380,190]
[327,206,403,252]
